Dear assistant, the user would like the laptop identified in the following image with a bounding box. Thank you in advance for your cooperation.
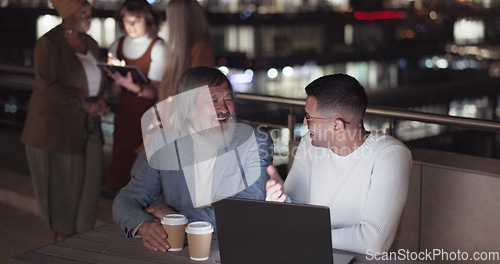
[214,198,355,264]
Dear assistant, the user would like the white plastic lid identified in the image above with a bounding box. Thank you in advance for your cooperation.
[161,214,188,225]
[185,221,214,234]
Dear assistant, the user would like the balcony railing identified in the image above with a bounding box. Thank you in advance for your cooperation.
[236,93,500,133]
[235,93,500,165]
[1,62,499,158]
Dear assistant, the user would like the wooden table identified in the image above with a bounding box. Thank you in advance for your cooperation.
[10,223,428,264]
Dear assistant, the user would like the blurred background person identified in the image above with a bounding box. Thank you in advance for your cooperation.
[157,0,215,101]
[103,0,166,196]
[21,0,109,242]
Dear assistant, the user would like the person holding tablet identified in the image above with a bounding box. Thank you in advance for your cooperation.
[104,0,167,196]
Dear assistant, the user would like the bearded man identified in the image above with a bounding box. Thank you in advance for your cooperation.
[113,66,273,251]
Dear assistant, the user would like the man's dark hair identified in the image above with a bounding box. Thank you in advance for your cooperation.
[305,73,367,117]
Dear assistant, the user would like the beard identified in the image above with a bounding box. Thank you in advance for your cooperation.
[191,113,236,150]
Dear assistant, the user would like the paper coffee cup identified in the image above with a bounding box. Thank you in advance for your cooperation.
[185,221,214,261]
[161,214,188,251]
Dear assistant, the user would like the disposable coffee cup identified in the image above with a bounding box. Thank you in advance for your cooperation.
[185,221,214,261]
[161,214,188,251]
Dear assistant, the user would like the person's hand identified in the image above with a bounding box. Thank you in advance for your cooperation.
[146,204,178,220]
[83,97,109,117]
[96,97,109,114]
[265,165,287,202]
[104,68,140,93]
[137,220,171,252]
[107,52,125,66]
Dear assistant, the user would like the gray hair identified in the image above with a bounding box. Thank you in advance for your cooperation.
[170,66,233,134]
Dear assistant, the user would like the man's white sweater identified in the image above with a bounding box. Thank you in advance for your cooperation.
[284,131,412,254]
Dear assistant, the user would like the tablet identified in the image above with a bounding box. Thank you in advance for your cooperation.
[97,62,148,84]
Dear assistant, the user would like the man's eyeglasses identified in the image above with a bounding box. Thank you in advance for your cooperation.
[305,113,350,127]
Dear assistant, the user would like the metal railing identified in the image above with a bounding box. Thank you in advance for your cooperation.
[236,93,500,139]
[1,62,498,134]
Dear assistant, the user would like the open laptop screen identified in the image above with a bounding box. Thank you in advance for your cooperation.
[214,198,335,264]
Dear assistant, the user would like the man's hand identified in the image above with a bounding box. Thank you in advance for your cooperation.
[266,165,287,202]
[146,204,177,220]
[137,220,171,252]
